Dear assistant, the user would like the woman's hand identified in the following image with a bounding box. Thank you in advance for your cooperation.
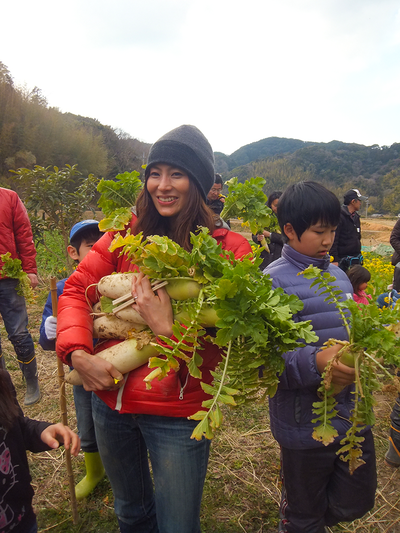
[132,272,174,338]
[316,344,355,386]
[41,423,81,456]
[70,350,124,392]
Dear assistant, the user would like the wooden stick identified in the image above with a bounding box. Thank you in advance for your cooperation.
[50,277,79,525]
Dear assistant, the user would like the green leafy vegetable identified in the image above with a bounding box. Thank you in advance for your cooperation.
[301,265,400,474]
[111,228,317,440]
[220,177,274,235]
[0,252,35,303]
[97,171,143,231]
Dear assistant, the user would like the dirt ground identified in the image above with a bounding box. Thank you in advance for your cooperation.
[2,219,400,532]
[361,218,396,248]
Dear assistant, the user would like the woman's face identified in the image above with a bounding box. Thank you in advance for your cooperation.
[271,199,279,214]
[147,163,190,218]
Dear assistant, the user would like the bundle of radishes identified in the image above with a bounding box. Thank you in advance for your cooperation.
[65,174,317,439]
[65,228,318,440]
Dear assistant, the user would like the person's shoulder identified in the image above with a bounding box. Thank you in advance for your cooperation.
[264,256,287,274]
[213,228,252,257]
[223,229,251,248]
[329,263,348,278]
[391,218,400,232]
[0,188,18,201]
[263,257,294,287]
[328,264,353,293]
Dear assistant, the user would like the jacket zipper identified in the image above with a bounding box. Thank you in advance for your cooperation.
[179,373,190,400]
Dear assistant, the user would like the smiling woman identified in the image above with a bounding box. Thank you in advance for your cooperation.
[56,124,252,533]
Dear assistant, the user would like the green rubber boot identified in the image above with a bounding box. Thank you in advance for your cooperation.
[75,451,106,500]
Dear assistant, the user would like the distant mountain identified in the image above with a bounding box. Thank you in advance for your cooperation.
[214,136,315,173]
[214,137,400,215]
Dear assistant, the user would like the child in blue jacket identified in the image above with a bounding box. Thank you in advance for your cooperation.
[39,220,105,500]
[264,182,377,533]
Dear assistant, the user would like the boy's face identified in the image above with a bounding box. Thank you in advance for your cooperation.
[284,222,337,259]
[67,239,97,263]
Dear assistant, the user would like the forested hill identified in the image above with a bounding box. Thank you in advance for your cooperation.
[2,59,400,213]
[0,61,151,183]
[216,138,400,215]
[215,137,315,172]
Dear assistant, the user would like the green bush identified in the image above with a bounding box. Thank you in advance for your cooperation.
[35,231,69,279]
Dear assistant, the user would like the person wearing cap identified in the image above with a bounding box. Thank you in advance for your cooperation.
[330,188,368,272]
[0,187,40,405]
[39,219,106,500]
[55,125,252,533]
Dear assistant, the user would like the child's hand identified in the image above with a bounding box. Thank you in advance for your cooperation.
[40,423,81,456]
[316,344,355,386]
[44,316,57,340]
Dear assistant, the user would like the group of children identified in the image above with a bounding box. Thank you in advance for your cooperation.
[1,140,399,532]
[0,220,106,533]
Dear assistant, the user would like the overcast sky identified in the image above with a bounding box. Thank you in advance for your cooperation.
[2,0,399,155]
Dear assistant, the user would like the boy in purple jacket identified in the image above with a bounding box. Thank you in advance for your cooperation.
[264,182,377,533]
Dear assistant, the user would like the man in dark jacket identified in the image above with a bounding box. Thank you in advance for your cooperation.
[330,188,368,271]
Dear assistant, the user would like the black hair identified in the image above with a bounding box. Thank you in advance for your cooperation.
[0,370,19,430]
[267,191,282,209]
[214,174,223,186]
[70,227,103,254]
[347,265,371,295]
[277,181,341,240]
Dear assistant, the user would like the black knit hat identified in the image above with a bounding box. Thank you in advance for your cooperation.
[145,125,215,200]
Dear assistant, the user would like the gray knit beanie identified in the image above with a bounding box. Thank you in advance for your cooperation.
[145,125,215,200]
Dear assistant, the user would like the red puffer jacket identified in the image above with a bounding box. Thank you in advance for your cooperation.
[56,219,252,417]
[0,188,37,278]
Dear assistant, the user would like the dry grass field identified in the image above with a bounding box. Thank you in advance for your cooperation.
[1,218,400,532]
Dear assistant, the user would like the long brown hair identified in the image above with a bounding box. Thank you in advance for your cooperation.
[0,370,19,431]
[134,180,216,251]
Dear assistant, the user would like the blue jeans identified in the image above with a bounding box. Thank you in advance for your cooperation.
[0,278,34,362]
[92,394,210,533]
[73,385,98,453]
